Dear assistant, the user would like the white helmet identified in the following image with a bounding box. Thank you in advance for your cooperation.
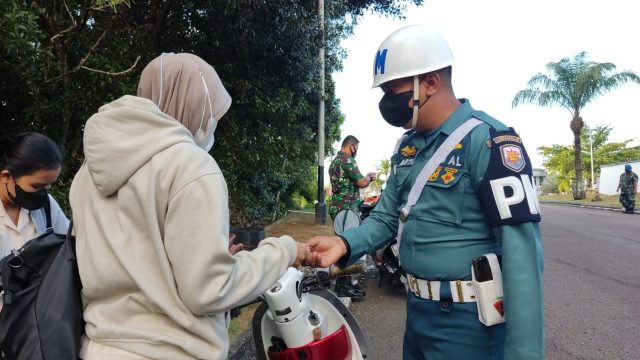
[372,24,454,88]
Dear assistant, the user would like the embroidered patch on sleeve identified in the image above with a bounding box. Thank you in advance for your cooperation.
[500,144,525,172]
[479,127,541,227]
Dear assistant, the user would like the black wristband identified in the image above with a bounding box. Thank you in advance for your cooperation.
[337,235,351,261]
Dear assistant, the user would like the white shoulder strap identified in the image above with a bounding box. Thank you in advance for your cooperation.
[397,118,483,255]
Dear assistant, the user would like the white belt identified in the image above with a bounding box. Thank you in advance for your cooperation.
[407,274,476,303]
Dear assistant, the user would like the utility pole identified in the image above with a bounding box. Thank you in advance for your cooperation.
[315,0,327,225]
[589,133,594,189]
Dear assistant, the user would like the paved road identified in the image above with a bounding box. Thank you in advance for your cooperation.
[232,204,640,359]
[350,270,406,360]
[351,204,640,360]
[542,204,640,360]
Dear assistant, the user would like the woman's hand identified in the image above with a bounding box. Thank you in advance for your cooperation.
[293,242,318,267]
[305,236,347,268]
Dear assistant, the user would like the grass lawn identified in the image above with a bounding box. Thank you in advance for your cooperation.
[228,302,260,339]
[539,191,622,208]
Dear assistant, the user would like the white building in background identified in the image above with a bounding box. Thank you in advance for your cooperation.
[598,161,640,195]
[532,168,547,194]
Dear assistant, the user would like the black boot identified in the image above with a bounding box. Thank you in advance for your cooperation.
[350,278,366,297]
[335,276,365,299]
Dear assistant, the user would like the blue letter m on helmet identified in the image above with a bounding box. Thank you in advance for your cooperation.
[374,49,388,75]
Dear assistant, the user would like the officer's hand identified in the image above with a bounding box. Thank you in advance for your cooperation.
[306,236,346,268]
[368,172,377,181]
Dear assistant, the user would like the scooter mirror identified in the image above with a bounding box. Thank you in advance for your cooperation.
[333,210,361,236]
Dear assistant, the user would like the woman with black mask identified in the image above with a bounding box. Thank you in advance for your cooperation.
[0,132,70,258]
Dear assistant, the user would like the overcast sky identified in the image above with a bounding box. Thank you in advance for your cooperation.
[330,0,640,177]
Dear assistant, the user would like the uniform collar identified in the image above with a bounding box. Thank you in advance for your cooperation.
[0,200,31,231]
[432,99,474,136]
[414,99,474,146]
[337,150,354,159]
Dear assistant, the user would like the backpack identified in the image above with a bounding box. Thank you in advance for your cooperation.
[0,196,83,359]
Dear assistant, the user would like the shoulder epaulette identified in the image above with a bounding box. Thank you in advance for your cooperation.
[473,111,509,132]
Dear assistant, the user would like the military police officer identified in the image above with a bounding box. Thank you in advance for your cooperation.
[617,164,638,214]
[307,25,544,360]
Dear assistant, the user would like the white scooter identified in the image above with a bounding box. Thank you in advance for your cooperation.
[252,267,369,360]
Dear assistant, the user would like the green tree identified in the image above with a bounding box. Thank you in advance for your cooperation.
[538,124,640,188]
[512,52,640,200]
[1,0,423,226]
[540,171,570,194]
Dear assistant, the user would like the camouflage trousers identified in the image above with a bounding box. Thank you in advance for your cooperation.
[620,192,635,211]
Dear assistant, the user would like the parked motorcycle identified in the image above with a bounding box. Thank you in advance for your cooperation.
[332,209,367,299]
[359,195,406,290]
[252,267,369,360]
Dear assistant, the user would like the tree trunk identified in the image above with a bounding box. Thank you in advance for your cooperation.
[570,114,586,199]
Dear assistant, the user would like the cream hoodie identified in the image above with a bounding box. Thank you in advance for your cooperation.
[70,95,297,359]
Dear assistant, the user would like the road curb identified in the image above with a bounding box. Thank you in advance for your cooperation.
[541,201,637,214]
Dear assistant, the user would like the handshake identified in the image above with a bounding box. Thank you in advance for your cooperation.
[294,236,348,268]
[229,232,348,269]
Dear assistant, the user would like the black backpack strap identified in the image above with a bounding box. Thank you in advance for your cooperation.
[0,266,12,341]
[65,220,76,259]
[43,194,52,232]
[66,219,74,239]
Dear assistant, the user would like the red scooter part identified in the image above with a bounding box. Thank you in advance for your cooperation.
[267,325,352,360]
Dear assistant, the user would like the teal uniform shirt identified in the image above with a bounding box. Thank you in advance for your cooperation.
[341,100,544,359]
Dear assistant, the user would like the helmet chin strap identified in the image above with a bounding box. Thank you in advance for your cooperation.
[411,75,420,129]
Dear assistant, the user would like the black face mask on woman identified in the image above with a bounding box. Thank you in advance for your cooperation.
[7,183,48,210]
[378,90,414,127]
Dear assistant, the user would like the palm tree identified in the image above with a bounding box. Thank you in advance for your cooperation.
[512,51,640,199]
[377,158,391,183]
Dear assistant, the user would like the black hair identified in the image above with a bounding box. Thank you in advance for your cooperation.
[437,66,452,79]
[341,135,359,147]
[433,66,453,86]
[420,66,452,82]
[0,132,64,178]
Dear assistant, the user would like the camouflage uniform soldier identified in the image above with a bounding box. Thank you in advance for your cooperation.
[328,136,376,299]
[328,136,376,219]
[617,164,638,214]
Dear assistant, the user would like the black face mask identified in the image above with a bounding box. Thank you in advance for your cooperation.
[7,183,48,210]
[350,145,358,158]
[378,90,414,127]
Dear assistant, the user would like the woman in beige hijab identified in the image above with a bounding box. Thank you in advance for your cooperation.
[70,53,307,359]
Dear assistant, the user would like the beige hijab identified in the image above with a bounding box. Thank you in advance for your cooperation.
[137,53,232,135]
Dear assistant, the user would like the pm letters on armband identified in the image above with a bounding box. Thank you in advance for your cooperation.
[479,127,541,226]
[490,174,540,220]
